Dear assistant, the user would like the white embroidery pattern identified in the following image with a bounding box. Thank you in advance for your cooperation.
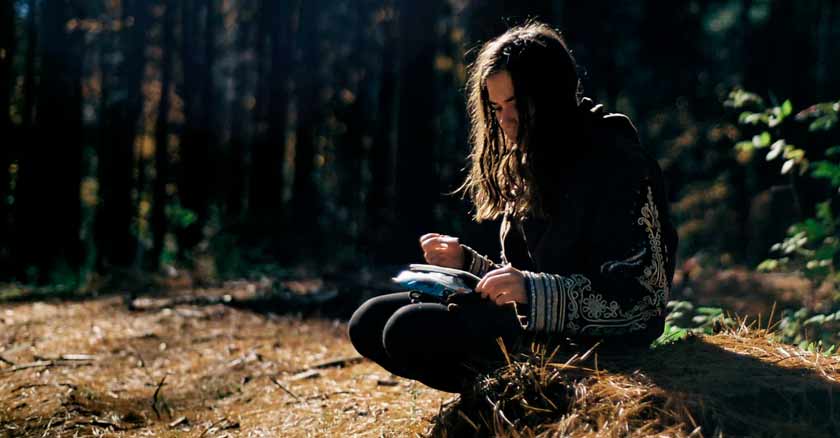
[534,184,668,335]
[636,186,669,308]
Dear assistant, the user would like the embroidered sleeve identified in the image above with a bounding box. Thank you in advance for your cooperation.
[461,244,498,277]
[521,176,675,338]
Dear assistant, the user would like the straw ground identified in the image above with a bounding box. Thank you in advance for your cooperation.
[3,284,840,437]
[0,290,451,437]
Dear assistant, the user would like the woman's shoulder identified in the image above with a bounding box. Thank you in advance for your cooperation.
[577,100,658,183]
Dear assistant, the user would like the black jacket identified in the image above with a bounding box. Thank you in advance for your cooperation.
[463,98,679,346]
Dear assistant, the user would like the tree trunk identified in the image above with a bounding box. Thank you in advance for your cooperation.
[367,1,397,259]
[22,0,36,130]
[290,0,321,256]
[177,0,213,255]
[248,0,293,230]
[334,3,372,253]
[226,0,257,221]
[15,0,85,282]
[392,0,442,262]
[0,0,15,273]
[814,0,833,99]
[95,0,150,270]
[151,0,176,270]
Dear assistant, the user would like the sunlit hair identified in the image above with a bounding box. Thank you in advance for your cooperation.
[459,21,581,221]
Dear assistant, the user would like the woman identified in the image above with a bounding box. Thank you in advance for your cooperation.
[348,22,678,394]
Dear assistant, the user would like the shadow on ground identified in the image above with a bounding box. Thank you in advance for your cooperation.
[431,333,840,438]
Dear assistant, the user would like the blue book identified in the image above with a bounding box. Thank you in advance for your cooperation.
[392,264,481,301]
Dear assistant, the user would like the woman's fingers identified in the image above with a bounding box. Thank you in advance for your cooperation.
[476,265,514,291]
[476,272,516,298]
[476,266,526,305]
[420,233,440,247]
[420,234,463,268]
[494,291,512,305]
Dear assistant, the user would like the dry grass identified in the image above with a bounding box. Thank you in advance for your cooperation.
[430,321,840,438]
[3,286,840,438]
[0,293,450,437]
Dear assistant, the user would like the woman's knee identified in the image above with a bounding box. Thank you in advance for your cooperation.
[347,292,410,357]
[382,303,450,359]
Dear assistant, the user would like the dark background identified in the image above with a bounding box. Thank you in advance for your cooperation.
[1,0,838,288]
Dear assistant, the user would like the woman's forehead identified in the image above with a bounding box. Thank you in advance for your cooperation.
[486,71,514,101]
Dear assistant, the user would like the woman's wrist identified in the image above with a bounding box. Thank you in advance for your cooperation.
[460,244,473,271]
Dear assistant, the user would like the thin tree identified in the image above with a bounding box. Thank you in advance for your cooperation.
[95,0,150,269]
[177,0,215,255]
[367,0,398,260]
[290,0,322,256]
[15,0,85,282]
[333,0,376,254]
[392,0,443,261]
[248,0,294,231]
[226,0,257,221]
[151,0,176,270]
[0,0,15,273]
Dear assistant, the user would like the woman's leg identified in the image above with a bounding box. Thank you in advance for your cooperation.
[382,299,523,393]
[347,292,414,376]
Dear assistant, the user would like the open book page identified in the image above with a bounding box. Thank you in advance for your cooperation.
[392,264,481,300]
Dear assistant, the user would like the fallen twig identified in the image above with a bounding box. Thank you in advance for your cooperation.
[77,419,126,430]
[151,375,167,421]
[270,376,302,402]
[304,390,355,401]
[168,416,188,428]
[1,358,94,373]
[289,369,321,381]
[3,360,51,372]
[12,382,76,393]
[306,355,364,370]
[34,354,97,362]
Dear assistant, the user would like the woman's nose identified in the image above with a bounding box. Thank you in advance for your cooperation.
[500,107,516,124]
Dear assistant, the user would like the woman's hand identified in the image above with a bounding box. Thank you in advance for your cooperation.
[476,265,528,306]
[419,233,464,269]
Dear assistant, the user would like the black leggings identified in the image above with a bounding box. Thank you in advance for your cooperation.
[348,292,525,393]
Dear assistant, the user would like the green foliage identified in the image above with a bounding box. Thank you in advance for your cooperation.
[165,202,197,230]
[796,101,840,132]
[652,300,733,348]
[758,201,840,284]
[729,89,840,287]
[727,89,808,175]
[775,307,840,355]
[728,89,840,353]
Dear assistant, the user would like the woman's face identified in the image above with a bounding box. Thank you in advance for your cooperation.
[486,70,519,146]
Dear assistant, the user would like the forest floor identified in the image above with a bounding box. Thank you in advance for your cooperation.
[0,282,451,437]
[0,266,835,437]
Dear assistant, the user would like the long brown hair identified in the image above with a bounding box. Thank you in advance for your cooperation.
[459,22,581,222]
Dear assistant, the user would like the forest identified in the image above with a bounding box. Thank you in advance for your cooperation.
[2,0,840,437]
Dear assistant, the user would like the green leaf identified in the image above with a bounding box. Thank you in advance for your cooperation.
[735,141,754,152]
[802,218,827,240]
[692,315,709,325]
[814,245,838,261]
[826,146,840,156]
[754,131,772,148]
[782,100,793,117]
[816,201,834,224]
[781,159,795,174]
[696,306,724,316]
[738,111,755,124]
[810,114,839,131]
[757,259,778,271]
[766,139,785,160]
[782,147,804,161]
[805,314,826,326]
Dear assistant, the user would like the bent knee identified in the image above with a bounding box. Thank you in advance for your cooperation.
[348,293,410,358]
